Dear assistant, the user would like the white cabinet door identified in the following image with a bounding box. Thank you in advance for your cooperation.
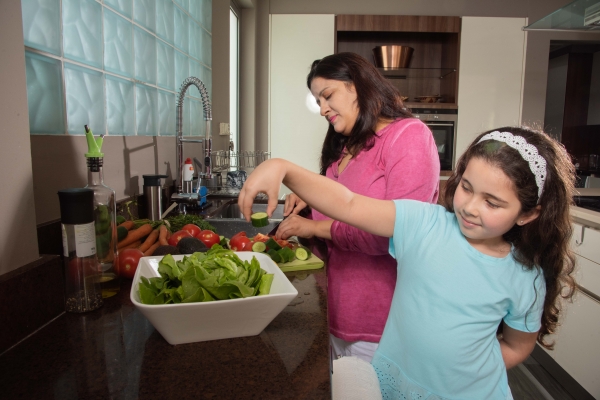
[270,14,334,197]
[542,288,600,398]
[542,222,600,398]
[456,17,527,161]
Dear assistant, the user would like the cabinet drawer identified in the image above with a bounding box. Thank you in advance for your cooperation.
[577,256,600,296]
[571,223,600,264]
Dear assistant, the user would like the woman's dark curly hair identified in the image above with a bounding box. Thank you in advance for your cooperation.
[443,126,577,349]
[307,52,413,175]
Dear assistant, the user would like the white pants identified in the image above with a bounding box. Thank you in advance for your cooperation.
[330,334,379,363]
[332,356,383,400]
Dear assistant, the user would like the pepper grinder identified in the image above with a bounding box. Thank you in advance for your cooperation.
[58,188,104,313]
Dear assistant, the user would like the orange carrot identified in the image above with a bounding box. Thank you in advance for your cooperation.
[144,241,161,256]
[118,220,135,230]
[120,240,141,250]
[139,228,159,252]
[158,224,169,246]
[117,223,153,249]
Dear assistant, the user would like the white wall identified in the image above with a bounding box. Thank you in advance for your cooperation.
[456,17,526,160]
[589,51,600,126]
[269,14,334,196]
[240,6,257,152]
[544,54,568,139]
[0,0,40,275]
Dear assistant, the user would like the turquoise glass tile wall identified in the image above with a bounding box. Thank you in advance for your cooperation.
[21,0,212,136]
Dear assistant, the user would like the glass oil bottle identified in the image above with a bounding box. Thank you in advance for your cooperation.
[84,125,120,298]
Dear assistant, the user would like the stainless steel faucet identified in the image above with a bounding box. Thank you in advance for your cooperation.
[175,76,212,194]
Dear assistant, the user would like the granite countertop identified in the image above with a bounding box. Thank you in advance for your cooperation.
[0,269,331,399]
[572,188,600,228]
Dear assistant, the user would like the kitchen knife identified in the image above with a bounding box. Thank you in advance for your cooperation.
[268,214,288,236]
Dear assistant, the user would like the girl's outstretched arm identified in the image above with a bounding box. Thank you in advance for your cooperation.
[238,158,396,238]
[499,322,538,369]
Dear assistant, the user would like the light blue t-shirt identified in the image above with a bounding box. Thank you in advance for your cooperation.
[372,200,546,400]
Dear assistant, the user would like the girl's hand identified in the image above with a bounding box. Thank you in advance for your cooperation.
[275,214,333,240]
[238,159,286,221]
[284,193,308,216]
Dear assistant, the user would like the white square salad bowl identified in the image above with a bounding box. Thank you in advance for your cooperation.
[130,252,298,345]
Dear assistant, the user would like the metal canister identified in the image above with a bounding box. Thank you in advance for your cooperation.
[143,175,168,220]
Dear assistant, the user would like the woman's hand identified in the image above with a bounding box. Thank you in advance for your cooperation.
[284,193,308,216]
[238,159,286,221]
[275,214,333,241]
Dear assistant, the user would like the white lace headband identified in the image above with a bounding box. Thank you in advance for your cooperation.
[477,131,546,202]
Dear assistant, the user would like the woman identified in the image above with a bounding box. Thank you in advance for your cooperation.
[276,52,440,362]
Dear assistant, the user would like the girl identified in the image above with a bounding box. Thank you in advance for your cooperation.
[280,52,439,362]
[239,126,577,399]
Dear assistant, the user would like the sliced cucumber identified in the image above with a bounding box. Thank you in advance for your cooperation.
[277,247,296,263]
[251,212,269,227]
[295,246,312,261]
[265,237,282,251]
[252,241,267,253]
[267,249,282,263]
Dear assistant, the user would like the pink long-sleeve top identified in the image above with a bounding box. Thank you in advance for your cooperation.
[312,118,440,343]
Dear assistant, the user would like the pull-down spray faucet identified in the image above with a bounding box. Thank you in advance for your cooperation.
[175,76,212,194]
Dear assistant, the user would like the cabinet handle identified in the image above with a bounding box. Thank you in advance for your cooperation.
[578,285,600,304]
[575,224,585,246]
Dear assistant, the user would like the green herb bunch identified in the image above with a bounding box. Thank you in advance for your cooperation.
[164,214,216,233]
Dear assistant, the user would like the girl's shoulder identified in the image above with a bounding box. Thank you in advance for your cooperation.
[393,199,451,227]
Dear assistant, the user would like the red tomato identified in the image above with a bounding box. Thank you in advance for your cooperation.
[276,238,293,249]
[115,248,144,279]
[253,233,270,243]
[196,230,220,248]
[230,235,252,251]
[181,223,202,237]
[231,231,247,240]
[168,230,193,246]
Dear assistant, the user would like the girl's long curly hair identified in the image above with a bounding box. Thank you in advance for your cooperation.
[306,52,413,175]
[443,126,577,349]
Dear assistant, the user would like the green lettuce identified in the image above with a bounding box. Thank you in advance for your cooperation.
[137,246,274,305]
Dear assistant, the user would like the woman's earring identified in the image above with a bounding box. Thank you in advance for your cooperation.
[519,220,524,225]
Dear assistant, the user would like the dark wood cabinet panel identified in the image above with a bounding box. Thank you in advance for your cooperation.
[336,15,461,33]
[335,16,461,107]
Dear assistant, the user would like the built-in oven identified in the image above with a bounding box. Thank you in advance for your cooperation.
[411,108,457,171]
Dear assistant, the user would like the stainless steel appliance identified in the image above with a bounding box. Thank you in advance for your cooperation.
[411,108,457,171]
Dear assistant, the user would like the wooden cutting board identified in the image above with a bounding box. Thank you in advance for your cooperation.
[278,253,324,272]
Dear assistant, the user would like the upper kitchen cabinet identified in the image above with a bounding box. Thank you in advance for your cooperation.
[335,15,461,110]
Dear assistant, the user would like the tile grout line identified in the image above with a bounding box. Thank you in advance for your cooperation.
[516,363,555,400]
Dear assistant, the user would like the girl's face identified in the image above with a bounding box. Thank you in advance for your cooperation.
[453,157,536,251]
[310,77,359,136]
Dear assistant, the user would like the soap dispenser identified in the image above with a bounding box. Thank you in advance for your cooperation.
[84,125,120,298]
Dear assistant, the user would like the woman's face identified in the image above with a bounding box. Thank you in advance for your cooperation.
[310,77,359,136]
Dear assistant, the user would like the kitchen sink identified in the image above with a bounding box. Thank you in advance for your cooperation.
[204,201,285,238]
[208,202,285,220]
